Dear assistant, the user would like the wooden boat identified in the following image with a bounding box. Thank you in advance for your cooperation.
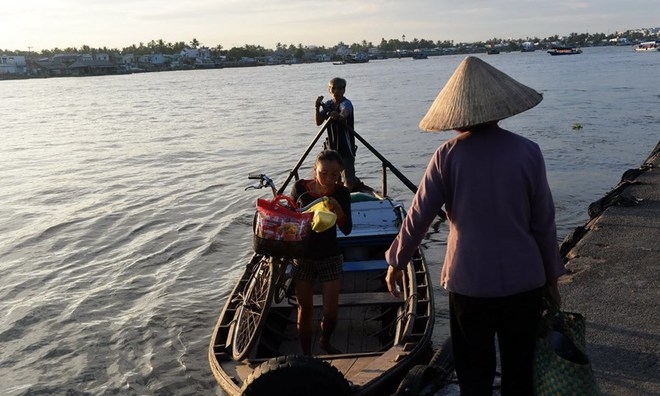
[547,46,582,56]
[209,121,435,396]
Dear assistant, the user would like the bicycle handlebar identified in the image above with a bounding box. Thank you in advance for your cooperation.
[245,174,278,196]
[246,174,327,212]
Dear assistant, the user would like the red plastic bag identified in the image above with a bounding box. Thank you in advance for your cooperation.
[253,195,313,258]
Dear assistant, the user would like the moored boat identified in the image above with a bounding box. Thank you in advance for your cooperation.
[633,41,660,52]
[547,46,582,56]
[208,121,436,396]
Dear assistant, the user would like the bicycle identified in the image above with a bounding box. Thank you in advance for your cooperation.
[230,173,300,360]
[244,173,297,304]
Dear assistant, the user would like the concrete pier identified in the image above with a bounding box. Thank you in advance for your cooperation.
[426,141,660,396]
[559,141,660,395]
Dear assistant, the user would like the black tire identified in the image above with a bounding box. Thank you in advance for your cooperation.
[241,355,352,396]
[428,337,453,371]
[232,257,275,360]
[394,364,438,396]
[426,337,454,389]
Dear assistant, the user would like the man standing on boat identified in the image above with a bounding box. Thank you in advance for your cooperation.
[315,77,361,191]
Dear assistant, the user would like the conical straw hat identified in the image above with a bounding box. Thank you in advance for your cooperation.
[419,56,543,131]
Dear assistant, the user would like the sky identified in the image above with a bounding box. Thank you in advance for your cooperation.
[1,0,658,52]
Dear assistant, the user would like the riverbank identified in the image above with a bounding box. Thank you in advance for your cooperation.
[559,140,660,395]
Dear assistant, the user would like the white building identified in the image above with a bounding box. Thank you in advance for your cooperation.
[609,37,631,45]
[181,47,211,61]
[0,55,27,74]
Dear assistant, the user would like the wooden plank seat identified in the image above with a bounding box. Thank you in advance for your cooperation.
[342,259,389,272]
[272,291,402,309]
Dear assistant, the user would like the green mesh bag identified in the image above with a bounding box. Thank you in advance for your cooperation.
[533,300,601,396]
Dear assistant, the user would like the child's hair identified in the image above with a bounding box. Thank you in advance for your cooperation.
[329,77,346,88]
[315,149,344,169]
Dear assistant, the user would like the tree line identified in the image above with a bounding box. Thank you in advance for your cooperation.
[2,30,656,61]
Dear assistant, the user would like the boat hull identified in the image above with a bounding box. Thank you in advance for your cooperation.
[633,41,660,52]
[209,195,435,396]
[547,47,582,55]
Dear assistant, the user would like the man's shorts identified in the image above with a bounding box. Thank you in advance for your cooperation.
[292,255,343,283]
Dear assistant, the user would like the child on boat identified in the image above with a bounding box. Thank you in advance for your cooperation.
[290,149,352,355]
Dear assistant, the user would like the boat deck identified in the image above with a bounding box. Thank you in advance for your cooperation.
[218,266,409,391]
[255,266,399,358]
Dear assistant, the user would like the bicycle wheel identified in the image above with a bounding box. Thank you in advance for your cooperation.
[232,257,275,360]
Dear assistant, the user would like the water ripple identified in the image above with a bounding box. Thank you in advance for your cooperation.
[0,47,658,395]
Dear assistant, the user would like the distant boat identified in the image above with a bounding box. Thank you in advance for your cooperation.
[633,41,660,52]
[342,53,370,64]
[487,49,500,55]
[411,52,428,59]
[520,42,535,52]
[547,46,582,56]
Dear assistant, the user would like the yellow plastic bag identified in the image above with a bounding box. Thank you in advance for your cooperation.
[304,197,337,232]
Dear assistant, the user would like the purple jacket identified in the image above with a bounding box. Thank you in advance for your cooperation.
[386,126,566,297]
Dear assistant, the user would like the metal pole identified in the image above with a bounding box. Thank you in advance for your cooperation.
[354,130,446,221]
[352,130,418,194]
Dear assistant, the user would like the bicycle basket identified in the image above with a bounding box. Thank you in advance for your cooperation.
[252,195,313,258]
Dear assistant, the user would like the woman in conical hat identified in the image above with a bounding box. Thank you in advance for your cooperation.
[385,56,566,395]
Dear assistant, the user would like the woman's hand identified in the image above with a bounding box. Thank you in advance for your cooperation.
[327,197,344,218]
[545,279,562,307]
[386,266,403,298]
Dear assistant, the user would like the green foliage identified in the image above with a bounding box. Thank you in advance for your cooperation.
[2,29,657,61]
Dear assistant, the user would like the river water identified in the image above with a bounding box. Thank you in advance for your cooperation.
[1,46,658,395]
